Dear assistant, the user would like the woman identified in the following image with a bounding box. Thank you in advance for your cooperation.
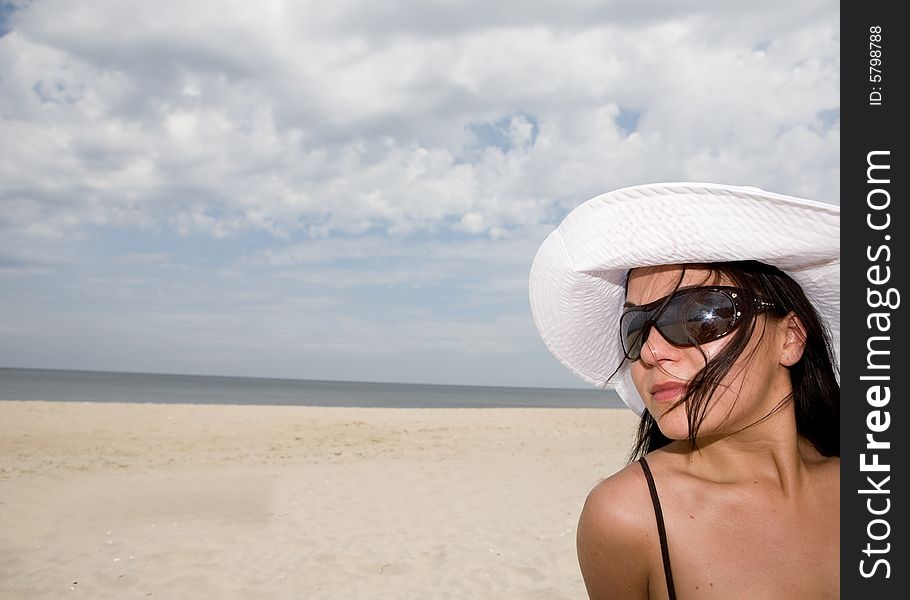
[528,183,839,599]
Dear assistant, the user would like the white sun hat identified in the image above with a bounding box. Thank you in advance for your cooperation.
[528,182,840,415]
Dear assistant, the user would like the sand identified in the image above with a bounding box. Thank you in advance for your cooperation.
[0,400,639,600]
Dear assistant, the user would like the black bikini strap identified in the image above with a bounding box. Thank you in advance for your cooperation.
[639,456,677,600]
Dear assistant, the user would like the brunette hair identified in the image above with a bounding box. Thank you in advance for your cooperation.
[626,260,839,460]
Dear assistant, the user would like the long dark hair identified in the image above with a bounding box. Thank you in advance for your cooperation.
[626,260,839,460]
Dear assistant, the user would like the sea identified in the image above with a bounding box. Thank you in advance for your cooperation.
[0,367,624,409]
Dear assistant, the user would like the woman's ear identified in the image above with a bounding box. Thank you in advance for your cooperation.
[780,313,807,367]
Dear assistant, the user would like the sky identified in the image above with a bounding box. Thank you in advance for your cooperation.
[0,0,839,388]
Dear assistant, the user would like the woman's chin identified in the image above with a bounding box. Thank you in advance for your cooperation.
[652,408,693,441]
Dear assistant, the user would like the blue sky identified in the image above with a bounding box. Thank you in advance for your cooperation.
[0,0,839,387]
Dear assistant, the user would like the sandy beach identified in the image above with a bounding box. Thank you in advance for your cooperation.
[1,401,638,600]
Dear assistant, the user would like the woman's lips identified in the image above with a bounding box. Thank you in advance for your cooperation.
[650,382,687,403]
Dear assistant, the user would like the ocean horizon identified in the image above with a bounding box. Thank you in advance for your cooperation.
[0,367,624,409]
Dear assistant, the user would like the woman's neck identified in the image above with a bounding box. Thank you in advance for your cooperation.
[665,408,826,495]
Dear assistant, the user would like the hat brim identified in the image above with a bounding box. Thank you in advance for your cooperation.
[528,182,840,415]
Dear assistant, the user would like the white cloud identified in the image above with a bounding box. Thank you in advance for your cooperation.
[0,0,839,385]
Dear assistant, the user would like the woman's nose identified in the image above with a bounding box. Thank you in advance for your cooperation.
[638,324,683,364]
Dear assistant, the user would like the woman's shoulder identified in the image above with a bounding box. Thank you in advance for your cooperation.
[578,454,683,546]
[580,459,653,528]
[576,460,657,599]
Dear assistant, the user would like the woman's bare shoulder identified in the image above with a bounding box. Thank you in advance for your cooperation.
[580,460,653,529]
[576,460,656,600]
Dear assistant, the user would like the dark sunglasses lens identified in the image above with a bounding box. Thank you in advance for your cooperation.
[658,290,738,345]
[620,309,650,359]
[620,289,741,360]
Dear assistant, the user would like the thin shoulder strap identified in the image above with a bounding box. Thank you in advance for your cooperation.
[639,456,677,600]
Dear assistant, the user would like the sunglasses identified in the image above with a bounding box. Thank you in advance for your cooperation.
[620,286,777,361]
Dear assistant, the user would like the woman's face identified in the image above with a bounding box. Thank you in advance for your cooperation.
[625,265,794,440]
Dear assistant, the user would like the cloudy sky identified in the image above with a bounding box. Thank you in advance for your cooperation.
[0,0,839,388]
